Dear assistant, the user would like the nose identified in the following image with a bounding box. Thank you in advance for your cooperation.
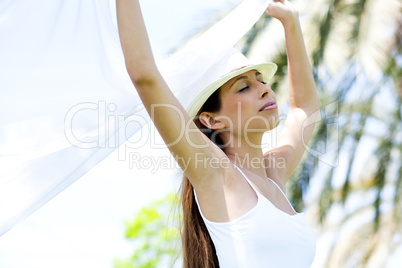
[261,89,269,98]
[259,85,272,99]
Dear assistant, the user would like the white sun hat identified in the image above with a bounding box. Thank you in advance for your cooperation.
[185,48,277,118]
[158,0,276,118]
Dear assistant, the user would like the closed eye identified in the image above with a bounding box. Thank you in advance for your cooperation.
[238,86,249,92]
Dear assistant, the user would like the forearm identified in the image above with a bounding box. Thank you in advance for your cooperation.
[282,16,319,113]
[265,1,319,181]
[116,0,157,81]
[115,0,225,181]
[116,0,185,145]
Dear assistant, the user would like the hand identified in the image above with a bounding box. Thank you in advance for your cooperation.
[265,0,299,26]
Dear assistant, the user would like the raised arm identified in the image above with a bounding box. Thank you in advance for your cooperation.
[116,0,226,183]
[265,0,320,183]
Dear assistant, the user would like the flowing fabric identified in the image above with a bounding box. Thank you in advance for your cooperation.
[0,0,270,235]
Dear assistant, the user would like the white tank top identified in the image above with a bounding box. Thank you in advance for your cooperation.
[194,165,316,267]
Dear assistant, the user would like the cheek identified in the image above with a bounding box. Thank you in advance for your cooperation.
[228,101,260,131]
[270,90,277,100]
[222,93,257,114]
[218,96,246,131]
[221,95,242,115]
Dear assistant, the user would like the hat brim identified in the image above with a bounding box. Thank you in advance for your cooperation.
[186,62,278,118]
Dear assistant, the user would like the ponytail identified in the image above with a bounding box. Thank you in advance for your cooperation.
[179,177,219,267]
[179,87,223,267]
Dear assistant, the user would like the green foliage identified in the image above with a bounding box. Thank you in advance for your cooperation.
[114,193,181,268]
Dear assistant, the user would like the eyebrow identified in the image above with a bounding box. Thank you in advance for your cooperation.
[229,75,248,89]
[229,71,263,89]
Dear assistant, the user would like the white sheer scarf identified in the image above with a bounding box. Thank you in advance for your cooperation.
[0,0,270,235]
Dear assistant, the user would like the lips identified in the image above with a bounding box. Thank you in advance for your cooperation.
[259,101,277,112]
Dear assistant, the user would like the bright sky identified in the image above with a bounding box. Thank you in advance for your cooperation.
[0,0,240,267]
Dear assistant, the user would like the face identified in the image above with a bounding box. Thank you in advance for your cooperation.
[211,70,279,137]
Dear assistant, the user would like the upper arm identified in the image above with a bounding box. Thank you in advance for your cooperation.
[130,72,228,186]
[265,107,319,183]
[116,0,227,188]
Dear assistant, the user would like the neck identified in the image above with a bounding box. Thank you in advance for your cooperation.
[223,132,267,177]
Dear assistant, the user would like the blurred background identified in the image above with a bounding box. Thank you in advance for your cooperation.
[0,0,401,267]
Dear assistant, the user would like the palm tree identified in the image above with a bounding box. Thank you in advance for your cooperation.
[242,0,401,266]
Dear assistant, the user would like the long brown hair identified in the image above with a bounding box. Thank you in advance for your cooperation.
[180,88,222,267]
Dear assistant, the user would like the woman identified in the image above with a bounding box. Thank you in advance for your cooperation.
[116,0,319,267]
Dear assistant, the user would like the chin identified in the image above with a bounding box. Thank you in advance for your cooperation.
[273,113,281,127]
[265,111,280,130]
[243,112,280,133]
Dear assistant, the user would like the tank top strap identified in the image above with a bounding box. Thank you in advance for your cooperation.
[234,164,296,213]
[233,164,261,196]
[266,177,295,210]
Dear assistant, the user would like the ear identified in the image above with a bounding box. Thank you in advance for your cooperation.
[199,112,225,130]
